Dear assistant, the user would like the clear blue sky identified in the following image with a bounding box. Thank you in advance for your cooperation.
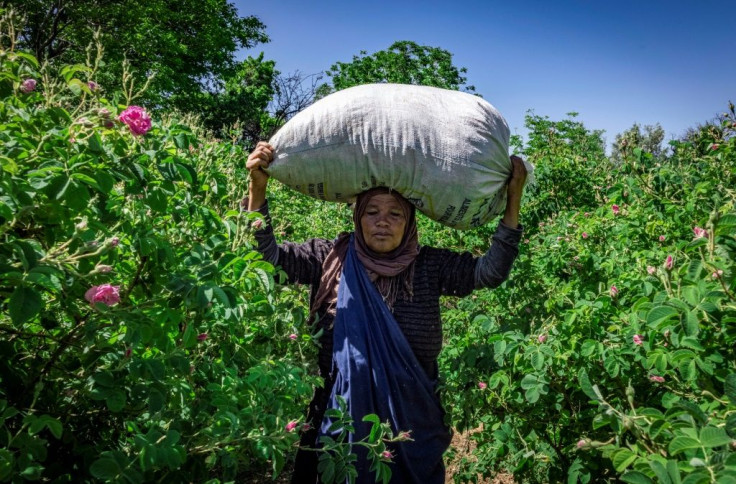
[234,0,735,151]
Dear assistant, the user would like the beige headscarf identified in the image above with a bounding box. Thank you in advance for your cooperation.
[311,188,419,321]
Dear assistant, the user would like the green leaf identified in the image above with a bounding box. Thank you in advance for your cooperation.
[9,286,42,325]
[668,436,700,455]
[88,133,105,153]
[41,415,63,439]
[649,460,672,484]
[174,133,189,150]
[725,373,736,404]
[106,389,126,412]
[20,465,43,479]
[680,470,711,484]
[90,457,121,479]
[699,426,732,447]
[45,174,71,200]
[678,359,697,381]
[520,374,538,390]
[148,389,165,413]
[0,449,14,481]
[686,260,703,281]
[578,368,599,401]
[683,311,699,336]
[531,350,545,370]
[68,78,93,95]
[620,471,653,484]
[26,266,62,292]
[666,459,681,484]
[646,306,679,328]
[726,414,736,439]
[612,449,638,472]
[715,213,736,235]
[524,387,540,403]
[94,171,115,193]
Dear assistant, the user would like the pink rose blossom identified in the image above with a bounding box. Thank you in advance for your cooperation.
[84,284,121,306]
[109,237,120,247]
[710,143,719,151]
[253,219,263,229]
[118,106,152,136]
[197,333,208,341]
[611,204,620,215]
[285,420,298,432]
[87,81,99,91]
[665,255,674,271]
[633,334,643,345]
[478,382,487,390]
[582,232,589,239]
[647,266,656,275]
[649,375,665,383]
[20,79,37,93]
[381,450,394,461]
[693,227,708,239]
[659,235,666,242]
[577,439,587,449]
[289,333,298,340]
[537,334,547,343]
[712,270,723,279]
[301,423,312,432]
[610,285,619,298]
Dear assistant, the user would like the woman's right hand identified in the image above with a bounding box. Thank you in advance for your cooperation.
[247,141,274,189]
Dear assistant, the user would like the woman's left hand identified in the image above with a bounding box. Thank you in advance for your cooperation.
[507,155,528,200]
[502,155,527,228]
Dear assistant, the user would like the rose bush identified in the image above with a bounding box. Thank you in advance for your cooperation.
[0,45,318,482]
[436,111,736,482]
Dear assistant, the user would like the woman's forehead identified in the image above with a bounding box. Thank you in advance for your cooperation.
[365,193,403,208]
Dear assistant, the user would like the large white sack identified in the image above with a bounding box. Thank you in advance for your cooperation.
[267,83,512,230]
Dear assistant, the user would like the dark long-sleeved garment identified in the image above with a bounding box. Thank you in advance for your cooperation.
[252,201,522,379]
[251,200,521,482]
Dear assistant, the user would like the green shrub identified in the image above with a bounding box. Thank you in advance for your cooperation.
[0,45,317,482]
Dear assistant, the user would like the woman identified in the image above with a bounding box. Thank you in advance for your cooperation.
[246,142,526,483]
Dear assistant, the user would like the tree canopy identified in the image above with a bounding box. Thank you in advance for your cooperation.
[9,0,271,123]
[611,122,665,161]
[321,40,475,95]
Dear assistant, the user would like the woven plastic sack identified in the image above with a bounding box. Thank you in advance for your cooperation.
[267,83,512,229]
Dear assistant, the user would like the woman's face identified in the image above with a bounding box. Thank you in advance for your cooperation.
[360,193,407,253]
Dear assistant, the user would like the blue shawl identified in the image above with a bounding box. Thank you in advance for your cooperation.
[320,236,451,483]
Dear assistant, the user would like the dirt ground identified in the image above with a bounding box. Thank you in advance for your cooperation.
[445,426,514,484]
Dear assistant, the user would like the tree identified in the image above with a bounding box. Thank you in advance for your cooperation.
[320,40,475,96]
[8,0,270,116]
[611,122,665,162]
